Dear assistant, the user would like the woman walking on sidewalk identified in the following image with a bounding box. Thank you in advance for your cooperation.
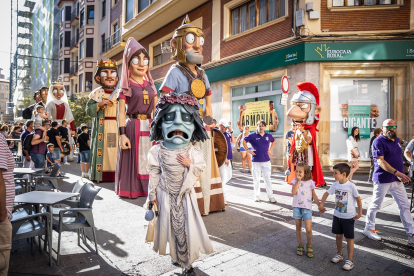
[347,127,361,182]
[236,125,252,173]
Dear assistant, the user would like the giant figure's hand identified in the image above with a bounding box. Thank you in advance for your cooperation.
[120,135,131,149]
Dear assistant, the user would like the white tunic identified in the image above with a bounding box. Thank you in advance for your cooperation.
[147,144,214,268]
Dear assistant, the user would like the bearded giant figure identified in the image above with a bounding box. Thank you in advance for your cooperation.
[286,82,325,187]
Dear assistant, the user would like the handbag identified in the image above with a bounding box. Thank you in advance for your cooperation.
[145,201,158,244]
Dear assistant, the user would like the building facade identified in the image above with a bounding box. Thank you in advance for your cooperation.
[0,79,10,115]
[101,0,414,172]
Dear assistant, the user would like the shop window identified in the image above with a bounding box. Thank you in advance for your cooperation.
[85,72,93,92]
[86,38,94,57]
[332,0,396,6]
[80,9,85,27]
[152,39,172,67]
[87,6,94,25]
[79,73,84,92]
[139,0,157,13]
[79,40,84,59]
[329,78,389,160]
[231,0,286,35]
[231,79,284,137]
[126,0,134,22]
[102,0,106,19]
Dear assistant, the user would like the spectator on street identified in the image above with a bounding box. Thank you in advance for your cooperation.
[346,127,361,182]
[319,163,362,271]
[363,119,414,244]
[404,137,414,171]
[236,125,252,173]
[58,120,70,165]
[285,121,296,164]
[30,120,49,169]
[368,128,383,183]
[77,125,91,178]
[20,120,34,171]
[219,118,235,204]
[0,134,15,276]
[47,122,63,166]
[243,120,276,203]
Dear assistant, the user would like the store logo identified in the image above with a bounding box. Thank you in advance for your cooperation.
[285,52,298,62]
[407,49,414,57]
[315,44,352,59]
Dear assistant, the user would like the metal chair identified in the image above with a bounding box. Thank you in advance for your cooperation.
[33,163,62,191]
[52,183,102,265]
[14,178,29,195]
[11,212,52,266]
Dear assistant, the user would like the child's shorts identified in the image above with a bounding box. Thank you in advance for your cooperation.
[292,207,312,220]
[79,150,90,163]
[332,216,355,239]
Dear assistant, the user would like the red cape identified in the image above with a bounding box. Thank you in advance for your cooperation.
[286,123,325,187]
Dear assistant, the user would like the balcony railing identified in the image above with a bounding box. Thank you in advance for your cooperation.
[71,6,79,21]
[70,34,79,48]
[70,63,78,76]
[103,29,121,53]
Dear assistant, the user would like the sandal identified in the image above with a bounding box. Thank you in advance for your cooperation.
[296,245,304,256]
[307,244,314,258]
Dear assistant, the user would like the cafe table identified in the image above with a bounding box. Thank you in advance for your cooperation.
[14,191,79,263]
[14,168,45,192]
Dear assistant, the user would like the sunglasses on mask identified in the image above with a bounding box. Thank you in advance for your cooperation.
[384,126,397,130]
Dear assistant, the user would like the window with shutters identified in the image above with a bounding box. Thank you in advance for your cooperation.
[65,6,71,22]
[65,31,71,48]
[85,72,93,92]
[60,34,63,49]
[86,38,94,58]
[64,58,70,74]
[126,0,134,22]
[102,0,106,19]
[79,40,84,59]
[152,39,172,67]
[80,9,85,27]
[79,73,84,92]
[87,6,94,25]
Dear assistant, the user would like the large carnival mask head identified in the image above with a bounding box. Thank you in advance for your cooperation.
[39,87,49,104]
[171,15,204,65]
[95,59,119,89]
[287,82,321,126]
[150,93,209,149]
[50,81,65,101]
[128,50,149,79]
[33,91,42,103]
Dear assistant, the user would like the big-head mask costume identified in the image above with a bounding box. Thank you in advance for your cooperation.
[95,59,119,90]
[286,82,325,187]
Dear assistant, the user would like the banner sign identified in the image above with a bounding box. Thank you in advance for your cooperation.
[345,100,372,139]
[243,100,276,132]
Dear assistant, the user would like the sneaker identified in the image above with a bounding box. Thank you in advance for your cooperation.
[408,234,414,245]
[269,197,277,203]
[331,253,344,263]
[254,196,260,202]
[184,267,196,276]
[64,162,70,165]
[342,259,354,271]
[362,227,381,241]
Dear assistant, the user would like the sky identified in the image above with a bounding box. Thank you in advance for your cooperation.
[0,0,28,79]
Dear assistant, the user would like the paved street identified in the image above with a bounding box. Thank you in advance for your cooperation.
[9,159,414,276]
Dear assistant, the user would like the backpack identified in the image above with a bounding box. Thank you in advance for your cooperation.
[23,130,42,152]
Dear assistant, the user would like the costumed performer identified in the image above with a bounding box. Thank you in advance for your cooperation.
[22,87,48,120]
[115,38,157,198]
[159,14,225,215]
[148,92,214,274]
[86,59,120,182]
[285,82,325,187]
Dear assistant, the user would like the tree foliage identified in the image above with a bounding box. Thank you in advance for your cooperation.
[68,94,92,127]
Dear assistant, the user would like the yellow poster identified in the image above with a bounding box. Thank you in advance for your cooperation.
[242,100,276,132]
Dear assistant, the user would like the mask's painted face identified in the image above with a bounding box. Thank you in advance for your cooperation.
[34,92,42,103]
[97,69,119,89]
[160,104,194,149]
[52,86,65,100]
[129,52,149,79]
[40,88,48,103]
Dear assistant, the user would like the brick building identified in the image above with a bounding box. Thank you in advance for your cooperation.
[101,0,414,172]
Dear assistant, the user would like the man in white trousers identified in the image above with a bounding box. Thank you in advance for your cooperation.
[363,119,414,244]
[243,120,276,203]
[219,118,235,204]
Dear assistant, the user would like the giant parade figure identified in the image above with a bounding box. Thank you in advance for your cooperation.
[159,15,225,215]
[115,38,157,198]
[22,87,49,119]
[147,92,214,274]
[285,82,325,187]
[86,59,120,182]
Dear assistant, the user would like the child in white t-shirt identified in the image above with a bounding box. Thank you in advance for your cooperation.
[319,163,362,271]
[33,104,49,139]
[291,162,320,258]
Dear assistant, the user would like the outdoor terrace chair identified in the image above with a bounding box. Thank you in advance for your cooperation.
[11,212,52,266]
[33,163,62,191]
[52,182,102,265]
[14,178,29,195]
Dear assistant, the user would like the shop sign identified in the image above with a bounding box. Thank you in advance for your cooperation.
[243,100,277,132]
[343,100,372,139]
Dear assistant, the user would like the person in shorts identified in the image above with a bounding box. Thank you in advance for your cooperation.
[319,163,362,271]
[76,125,90,178]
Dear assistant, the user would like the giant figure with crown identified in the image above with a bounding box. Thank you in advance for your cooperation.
[286,82,325,187]
[159,15,225,215]
[86,59,120,182]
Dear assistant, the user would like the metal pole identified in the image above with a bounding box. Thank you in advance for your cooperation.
[9,0,13,100]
